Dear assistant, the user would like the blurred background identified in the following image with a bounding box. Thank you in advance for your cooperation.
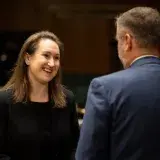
[0,0,159,125]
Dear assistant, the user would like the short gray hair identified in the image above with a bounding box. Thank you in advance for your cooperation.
[116,7,160,48]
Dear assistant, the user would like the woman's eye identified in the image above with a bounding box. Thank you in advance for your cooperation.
[55,56,60,60]
[43,54,49,58]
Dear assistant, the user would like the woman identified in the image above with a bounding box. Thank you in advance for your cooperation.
[0,31,79,160]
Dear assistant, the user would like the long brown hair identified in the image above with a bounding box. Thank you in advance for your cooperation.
[1,31,66,108]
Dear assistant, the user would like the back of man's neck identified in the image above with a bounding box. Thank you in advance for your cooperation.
[130,54,159,66]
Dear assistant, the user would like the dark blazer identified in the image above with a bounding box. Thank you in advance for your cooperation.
[0,88,79,160]
[76,56,160,160]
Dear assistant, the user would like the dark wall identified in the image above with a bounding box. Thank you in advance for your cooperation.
[0,1,116,74]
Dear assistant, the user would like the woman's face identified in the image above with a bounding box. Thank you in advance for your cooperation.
[25,38,60,85]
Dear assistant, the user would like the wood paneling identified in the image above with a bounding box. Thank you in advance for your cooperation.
[56,18,110,74]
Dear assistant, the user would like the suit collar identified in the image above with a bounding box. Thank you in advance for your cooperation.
[130,56,160,68]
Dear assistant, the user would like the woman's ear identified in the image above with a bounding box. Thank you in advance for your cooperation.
[24,53,30,65]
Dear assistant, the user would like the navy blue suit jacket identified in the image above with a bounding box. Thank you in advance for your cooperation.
[76,57,160,160]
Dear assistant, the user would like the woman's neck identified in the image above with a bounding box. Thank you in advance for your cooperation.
[29,82,49,103]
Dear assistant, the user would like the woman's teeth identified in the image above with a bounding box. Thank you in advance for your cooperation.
[43,68,52,73]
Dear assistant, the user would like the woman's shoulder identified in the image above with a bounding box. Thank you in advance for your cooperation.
[63,87,74,98]
[0,89,12,104]
[63,86,75,104]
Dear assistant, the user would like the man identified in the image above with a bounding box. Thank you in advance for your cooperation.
[76,7,160,160]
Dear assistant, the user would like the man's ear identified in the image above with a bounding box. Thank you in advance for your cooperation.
[24,53,31,65]
[124,33,132,52]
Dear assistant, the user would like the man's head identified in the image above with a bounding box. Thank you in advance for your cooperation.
[115,7,160,68]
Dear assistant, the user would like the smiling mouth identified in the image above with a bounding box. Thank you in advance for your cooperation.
[43,68,53,73]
